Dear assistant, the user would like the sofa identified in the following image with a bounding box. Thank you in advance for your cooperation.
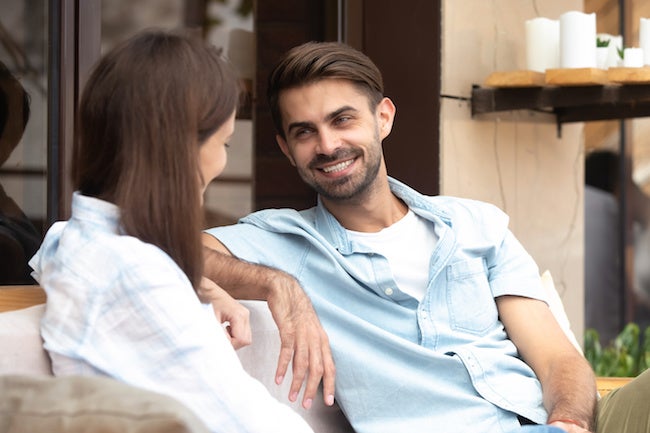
[0,286,353,433]
[0,279,628,432]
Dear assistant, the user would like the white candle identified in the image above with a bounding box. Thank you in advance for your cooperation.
[560,11,597,68]
[525,18,560,72]
[623,48,644,67]
[640,18,650,66]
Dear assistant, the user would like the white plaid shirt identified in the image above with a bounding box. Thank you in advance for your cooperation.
[29,192,313,433]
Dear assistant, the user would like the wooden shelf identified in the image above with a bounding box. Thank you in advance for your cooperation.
[471,68,650,131]
[471,83,650,125]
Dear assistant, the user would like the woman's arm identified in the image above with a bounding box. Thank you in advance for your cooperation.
[197,276,251,350]
[83,271,315,433]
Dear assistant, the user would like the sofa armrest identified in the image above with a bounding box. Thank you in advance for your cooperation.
[0,285,46,312]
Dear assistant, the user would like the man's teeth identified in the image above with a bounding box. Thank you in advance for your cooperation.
[322,160,353,173]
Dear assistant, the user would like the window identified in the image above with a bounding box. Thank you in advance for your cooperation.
[0,1,48,284]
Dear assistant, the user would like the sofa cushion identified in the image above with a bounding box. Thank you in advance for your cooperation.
[0,374,210,433]
[0,304,51,375]
[0,301,353,432]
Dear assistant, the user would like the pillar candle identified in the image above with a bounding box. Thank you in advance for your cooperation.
[560,11,597,68]
[525,18,560,72]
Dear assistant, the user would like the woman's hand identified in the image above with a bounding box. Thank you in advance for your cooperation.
[198,276,252,350]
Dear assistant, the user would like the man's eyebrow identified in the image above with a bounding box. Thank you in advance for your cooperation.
[325,106,358,122]
[287,106,359,135]
[287,120,315,135]
[286,106,360,136]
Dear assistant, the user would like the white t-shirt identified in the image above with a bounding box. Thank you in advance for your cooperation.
[346,210,437,301]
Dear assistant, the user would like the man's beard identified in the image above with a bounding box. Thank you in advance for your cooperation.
[299,131,383,202]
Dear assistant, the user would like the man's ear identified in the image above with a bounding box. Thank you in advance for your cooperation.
[276,134,296,166]
[377,97,396,140]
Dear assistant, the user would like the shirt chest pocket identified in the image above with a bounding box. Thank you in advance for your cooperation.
[445,257,498,335]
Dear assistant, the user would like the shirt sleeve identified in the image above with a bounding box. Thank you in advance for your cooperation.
[466,203,546,303]
[488,228,546,302]
[205,221,307,276]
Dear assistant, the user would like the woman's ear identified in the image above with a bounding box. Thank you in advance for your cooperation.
[377,97,396,140]
[276,134,296,166]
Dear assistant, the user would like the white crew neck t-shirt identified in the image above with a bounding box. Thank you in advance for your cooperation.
[346,209,438,301]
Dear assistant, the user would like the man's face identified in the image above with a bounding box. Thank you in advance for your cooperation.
[276,79,394,202]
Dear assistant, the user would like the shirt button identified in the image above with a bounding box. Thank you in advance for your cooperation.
[384,288,394,296]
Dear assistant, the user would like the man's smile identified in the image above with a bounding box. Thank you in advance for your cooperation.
[321,159,355,173]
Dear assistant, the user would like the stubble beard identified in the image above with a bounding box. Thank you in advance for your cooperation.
[300,131,383,202]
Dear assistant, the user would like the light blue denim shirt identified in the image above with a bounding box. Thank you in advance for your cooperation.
[206,177,550,433]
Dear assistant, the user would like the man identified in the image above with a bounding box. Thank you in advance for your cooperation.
[0,60,41,284]
[202,42,648,433]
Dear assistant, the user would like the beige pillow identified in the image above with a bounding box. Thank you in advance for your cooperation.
[0,375,210,433]
[540,270,583,354]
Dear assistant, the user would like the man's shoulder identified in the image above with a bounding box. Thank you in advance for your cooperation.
[205,207,318,239]
[389,177,506,220]
[238,207,317,229]
[425,195,507,221]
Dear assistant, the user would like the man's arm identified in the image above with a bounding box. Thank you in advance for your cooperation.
[201,233,336,410]
[497,295,597,433]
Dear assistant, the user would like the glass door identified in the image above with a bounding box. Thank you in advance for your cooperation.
[0,0,48,284]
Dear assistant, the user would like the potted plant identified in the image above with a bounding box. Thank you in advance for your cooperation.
[584,323,650,377]
[596,37,611,69]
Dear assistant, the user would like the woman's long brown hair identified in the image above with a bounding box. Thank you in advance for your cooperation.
[72,30,239,289]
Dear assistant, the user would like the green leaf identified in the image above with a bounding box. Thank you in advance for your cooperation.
[584,324,650,377]
[596,37,611,48]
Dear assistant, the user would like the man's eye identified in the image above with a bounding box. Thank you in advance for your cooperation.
[295,128,312,138]
[335,116,351,125]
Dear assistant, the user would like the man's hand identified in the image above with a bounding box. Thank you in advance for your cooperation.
[548,420,593,433]
[265,272,336,410]
[198,276,252,350]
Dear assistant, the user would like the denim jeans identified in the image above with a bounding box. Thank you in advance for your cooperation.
[511,426,565,433]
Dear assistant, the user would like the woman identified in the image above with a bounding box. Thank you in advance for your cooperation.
[29,30,314,433]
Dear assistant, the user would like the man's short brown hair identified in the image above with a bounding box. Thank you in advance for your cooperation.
[267,41,384,139]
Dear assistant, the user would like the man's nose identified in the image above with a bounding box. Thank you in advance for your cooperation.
[316,128,339,154]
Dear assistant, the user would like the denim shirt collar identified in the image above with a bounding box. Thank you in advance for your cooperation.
[313,177,453,255]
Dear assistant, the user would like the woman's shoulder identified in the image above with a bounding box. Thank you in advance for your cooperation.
[35,218,186,297]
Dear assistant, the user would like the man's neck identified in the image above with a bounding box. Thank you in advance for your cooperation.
[321,178,408,233]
